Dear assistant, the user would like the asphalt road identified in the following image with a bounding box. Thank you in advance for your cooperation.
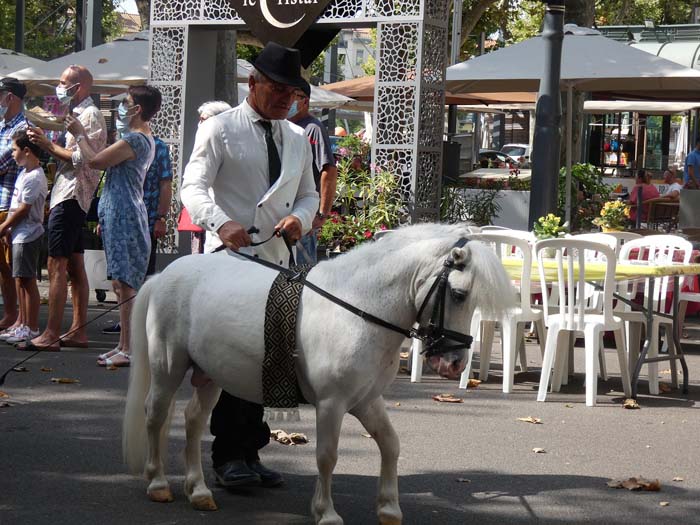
[1,301,700,524]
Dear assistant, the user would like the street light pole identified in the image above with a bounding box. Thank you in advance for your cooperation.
[528,0,565,228]
[15,0,25,53]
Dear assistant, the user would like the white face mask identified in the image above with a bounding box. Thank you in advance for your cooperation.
[0,105,7,120]
[56,83,79,105]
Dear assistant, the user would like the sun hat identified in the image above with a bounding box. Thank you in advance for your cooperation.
[251,42,306,89]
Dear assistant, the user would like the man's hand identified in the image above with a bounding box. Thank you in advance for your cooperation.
[65,115,86,138]
[27,126,52,151]
[217,220,252,251]
[154,220,167,239]
[311,214,326,230]
[275,215,303,243]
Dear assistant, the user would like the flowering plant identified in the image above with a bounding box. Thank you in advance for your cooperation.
[319,162,406,252]
[533,213,568,240]
[592,200,629,230]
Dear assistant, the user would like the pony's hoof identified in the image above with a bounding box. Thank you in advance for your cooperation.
[191,495,218,511]
[147,487,174,503]
[378,505,402,525]
[379,516,402,525]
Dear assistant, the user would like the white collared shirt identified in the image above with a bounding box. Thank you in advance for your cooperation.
[182,99,319,262]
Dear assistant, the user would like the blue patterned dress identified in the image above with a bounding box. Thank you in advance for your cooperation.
[98,132,155,290]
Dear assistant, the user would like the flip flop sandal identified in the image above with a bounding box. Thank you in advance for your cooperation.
[16,341,61,352]
[98,351,130,367]
[60,338,89,348]
[97,347,121,361]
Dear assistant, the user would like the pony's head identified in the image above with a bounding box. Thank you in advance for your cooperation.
[410,226,516,379]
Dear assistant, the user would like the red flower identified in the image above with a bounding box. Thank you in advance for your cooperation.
[364,230,373,239]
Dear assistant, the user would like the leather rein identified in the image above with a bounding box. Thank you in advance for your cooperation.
[215,230,473,359]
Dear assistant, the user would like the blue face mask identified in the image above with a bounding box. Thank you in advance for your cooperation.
[287,100,299,119]
[116,102,132,135]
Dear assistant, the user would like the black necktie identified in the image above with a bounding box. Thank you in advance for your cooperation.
[259,121,281,187]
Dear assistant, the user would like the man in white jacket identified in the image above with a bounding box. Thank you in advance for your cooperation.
[181,42,319,488]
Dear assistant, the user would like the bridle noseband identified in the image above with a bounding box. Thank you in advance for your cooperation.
[218,234,474,360]
[411,238,474,358]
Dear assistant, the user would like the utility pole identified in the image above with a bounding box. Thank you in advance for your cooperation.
[323,41,338,133]
[15,0,25,53]
[76,0,103,51]
[447,0,462,136]
[528,0,565,228]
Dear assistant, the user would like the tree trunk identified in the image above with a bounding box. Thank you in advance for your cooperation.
[135,0,150,30]
[460,0,501,49]
[562,0,595,167]
[215,30,238,104]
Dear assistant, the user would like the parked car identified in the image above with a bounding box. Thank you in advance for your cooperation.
[500,143,531,168]
[478,149,519,169]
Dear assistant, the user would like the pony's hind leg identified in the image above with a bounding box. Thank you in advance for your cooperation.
[312,400,345,525]
[144,360,189,503]
[184,381,222,511]
[351,396,402,525]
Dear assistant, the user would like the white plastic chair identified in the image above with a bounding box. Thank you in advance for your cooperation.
[535,238,632,407]
[615,235,693,394]
[456,231,544,393]
[480,225,510,231]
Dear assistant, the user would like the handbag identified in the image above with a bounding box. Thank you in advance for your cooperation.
[86,171,106,222]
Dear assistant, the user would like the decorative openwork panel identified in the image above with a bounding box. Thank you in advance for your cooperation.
[374,148,414,197]
[318,0,365,20]
[152,0,201,22]
[415,150,441,209]
[151,27,186,82]
[202,0,241,21]
[374,86,415,146]
[376,23,419,82]
[425,0,450,22]
[366,0,420,17]
[421,25,448,85]
[149,84,183,143]
[156,141,182,254]
[418,88,444,148]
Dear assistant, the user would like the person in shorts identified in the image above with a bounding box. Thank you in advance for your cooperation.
[0,130,48,344]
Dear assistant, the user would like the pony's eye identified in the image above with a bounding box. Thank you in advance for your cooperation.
[450,288,467,303]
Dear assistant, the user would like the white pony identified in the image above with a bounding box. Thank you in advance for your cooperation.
[123,223,515,524]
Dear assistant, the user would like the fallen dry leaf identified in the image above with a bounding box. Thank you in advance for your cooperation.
[660,502,670,507]
[0,401,11,408]
[270,429,308,446]
[658,383,671,394]
[660,369,672,375]
[399,352,409,359]
[361,433,372,439]
[399,366,410,374]
[565,404,574,408]
[50,377,80,384]
[0,390,9,398]
[40,367,53,372]
[12,366,28,372]
[98,57,108,64]
[608,477,661,491]
[106,365,118,371]
[623,398,640,410]
[467,379,481,388]
[532,448,546,454]
[395,402,401,407]
[455,478,471,483]
[672,477,684,482]
[432,393,463,403]
[517,416,542,424]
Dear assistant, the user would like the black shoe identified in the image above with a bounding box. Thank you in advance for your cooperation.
[246,460,284,488]
[102,323,121,335]
[213,460,261,488]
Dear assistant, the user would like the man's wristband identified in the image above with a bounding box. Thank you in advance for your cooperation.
[316,211,328,220]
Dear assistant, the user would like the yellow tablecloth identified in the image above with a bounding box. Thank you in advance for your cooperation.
[500,258,700,282]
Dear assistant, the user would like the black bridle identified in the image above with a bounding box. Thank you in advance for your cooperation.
[216,233,473,359]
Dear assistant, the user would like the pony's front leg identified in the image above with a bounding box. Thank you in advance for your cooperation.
[312,401,345,525]
[351,396,402,525]
[184,382,222,511]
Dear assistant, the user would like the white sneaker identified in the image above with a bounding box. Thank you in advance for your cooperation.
[0,326,21,341]
[6,326,30,344]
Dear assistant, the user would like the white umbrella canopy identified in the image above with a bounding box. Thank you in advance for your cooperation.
[237,82,354,110]
[446,25,700,98]
[1,48,45,76]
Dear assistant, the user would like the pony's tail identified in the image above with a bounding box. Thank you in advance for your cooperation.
[123,277,155,474]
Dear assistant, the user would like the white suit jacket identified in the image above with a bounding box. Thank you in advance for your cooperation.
[181,100,319,266]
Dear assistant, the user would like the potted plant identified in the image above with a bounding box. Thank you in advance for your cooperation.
[592,200,630,232]
[533,213,568,258]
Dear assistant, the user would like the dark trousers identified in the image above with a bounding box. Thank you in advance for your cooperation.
[210,391,270,467]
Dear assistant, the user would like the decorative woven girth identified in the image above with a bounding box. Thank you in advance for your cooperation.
[262,266,311,421]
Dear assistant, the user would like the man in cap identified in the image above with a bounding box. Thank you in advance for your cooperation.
[25,65,106,351]
[182,42,318,488]
[0,77,28,328]
[287,80,337,264]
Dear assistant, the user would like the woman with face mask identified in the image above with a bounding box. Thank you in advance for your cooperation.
[66,85,162,368]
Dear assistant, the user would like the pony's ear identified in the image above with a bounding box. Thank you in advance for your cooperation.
[450,246,469,267]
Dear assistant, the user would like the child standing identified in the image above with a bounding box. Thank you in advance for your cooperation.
[0,129,48,344]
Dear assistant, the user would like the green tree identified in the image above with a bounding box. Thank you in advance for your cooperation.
[0,0,122,60]
[595,0,696,26]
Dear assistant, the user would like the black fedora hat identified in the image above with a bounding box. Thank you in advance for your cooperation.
[252,42,306,89]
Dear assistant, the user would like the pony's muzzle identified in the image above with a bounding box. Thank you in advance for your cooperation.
[426,350,467,380]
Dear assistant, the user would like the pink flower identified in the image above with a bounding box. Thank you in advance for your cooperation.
[379,224,387,230]
[338,147,349,157]
[364,230,373,239]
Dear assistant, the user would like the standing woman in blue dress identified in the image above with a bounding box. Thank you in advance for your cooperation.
[66,85,161,367]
